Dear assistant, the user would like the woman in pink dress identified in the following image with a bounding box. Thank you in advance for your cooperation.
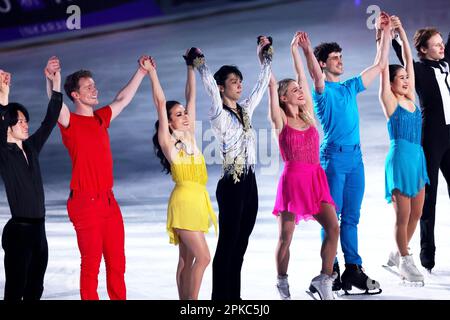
[269,32,339,300]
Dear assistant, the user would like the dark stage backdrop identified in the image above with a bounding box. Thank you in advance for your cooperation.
[0,0,162,43]
[0,0,256,45]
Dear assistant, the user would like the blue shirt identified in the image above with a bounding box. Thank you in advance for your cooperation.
[312,76,365,146]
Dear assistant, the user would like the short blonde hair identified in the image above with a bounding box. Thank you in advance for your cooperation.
[413,27,441,59]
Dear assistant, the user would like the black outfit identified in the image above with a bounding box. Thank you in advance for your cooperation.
[196,57,271,300]
[0,91,62,300]
[393,33,450,270]
[212,169,258,300]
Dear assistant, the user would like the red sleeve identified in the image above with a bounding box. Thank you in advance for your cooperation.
[94,106,112,129]
[58,114,73,148]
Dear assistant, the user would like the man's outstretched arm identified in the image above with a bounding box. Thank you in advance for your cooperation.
[360,11,391,89]
[31,64,64,154]
[109,56,148,121]
[299,33,325,94]
[45,56,71,128]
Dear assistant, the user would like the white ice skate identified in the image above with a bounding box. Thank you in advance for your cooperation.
[276,275,291,300]
[384,254,425,286]
[307,273,336,300]
[386,250,400,268]
[398,255,425,286]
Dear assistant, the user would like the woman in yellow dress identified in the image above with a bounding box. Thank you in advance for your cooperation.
[142,54,217,300]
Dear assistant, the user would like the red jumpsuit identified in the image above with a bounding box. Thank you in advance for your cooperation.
[59,106,126,300]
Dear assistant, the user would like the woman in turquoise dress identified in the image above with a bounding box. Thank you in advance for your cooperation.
[379,16,429,284]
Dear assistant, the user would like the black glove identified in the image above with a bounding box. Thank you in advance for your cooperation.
[257,35,273,46]
[183,47,205,67]
[257,35,273,61]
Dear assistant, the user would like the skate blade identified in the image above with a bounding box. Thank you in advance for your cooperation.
[382,264,400,277]
[337,288,382,297]
[276,286,291,300]
[400,280,425,287]
[383,265,425,287]
[306,285,322,300]
[386,260,397,268]
[305,290,319,300]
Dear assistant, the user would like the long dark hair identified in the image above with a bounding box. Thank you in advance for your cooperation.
[389,64,405,83]
[152,100,181,174]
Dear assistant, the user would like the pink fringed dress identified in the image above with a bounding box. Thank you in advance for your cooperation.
[273,123,336,223]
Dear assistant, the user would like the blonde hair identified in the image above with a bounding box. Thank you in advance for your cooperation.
[277,78,315,126]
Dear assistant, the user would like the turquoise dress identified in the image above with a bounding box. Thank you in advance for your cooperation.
[385,104,429,202]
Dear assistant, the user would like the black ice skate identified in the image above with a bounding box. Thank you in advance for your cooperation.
[420,248,435,272]
[340,264,382,296]
[332,262,342,291]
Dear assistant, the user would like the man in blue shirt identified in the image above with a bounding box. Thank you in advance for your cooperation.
[302,12,391,294]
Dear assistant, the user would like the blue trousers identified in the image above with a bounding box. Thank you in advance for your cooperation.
[320,144,365,265]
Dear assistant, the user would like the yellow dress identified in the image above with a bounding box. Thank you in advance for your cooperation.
[167,149,218,245]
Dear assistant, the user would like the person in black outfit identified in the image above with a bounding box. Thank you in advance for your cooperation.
[393,23,450,271]
[0,60,63,300]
